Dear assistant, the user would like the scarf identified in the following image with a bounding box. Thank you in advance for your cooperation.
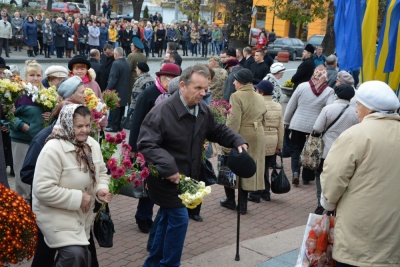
[46,104,96,184]
[81,75,90,84]
[155,77,167,94]
[309,67,328,96]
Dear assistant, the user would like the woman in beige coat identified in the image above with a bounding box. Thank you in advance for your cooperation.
[220,69,267,214]
[321,81,400,267]
[248,80,283,203]
[32,104,112,266]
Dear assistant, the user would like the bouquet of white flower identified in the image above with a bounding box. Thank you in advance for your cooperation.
[178,175,212,209]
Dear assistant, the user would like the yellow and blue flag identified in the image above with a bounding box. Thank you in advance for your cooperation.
[361,0,378,82]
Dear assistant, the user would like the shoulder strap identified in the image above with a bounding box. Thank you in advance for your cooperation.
[323,104,349,135]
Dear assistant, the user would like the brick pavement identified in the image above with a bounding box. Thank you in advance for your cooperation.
[10,156,317,267]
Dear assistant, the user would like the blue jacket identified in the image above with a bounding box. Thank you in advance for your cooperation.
[144,28,153,42]
[23,21,37,46]
[314,54,326,67]
[99,26,109,50]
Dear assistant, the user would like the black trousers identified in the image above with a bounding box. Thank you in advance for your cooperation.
[109,106,125,131]
[0,38,9,57]
[201,42,208,56]
[290,129,315,181]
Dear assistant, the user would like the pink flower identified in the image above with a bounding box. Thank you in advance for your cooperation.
[122,159,132,169]
[111,172,119,179]
[116,167,125,177]
[105,134,113,143]
[136,152,146,167]
[140,167,149,179]
[107,158,117,167]
[120,131,126,139]
[134,179,141,188]
[127,176,134,183]
[122,143,132,152]
[116,132,122,140]
[131,172,137,179]
[110,165,118,173]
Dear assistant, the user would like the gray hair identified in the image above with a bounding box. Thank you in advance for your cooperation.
[180,64,211,84]
[243,47,252,55]
[326,54,337,65]
[114,47,124,57]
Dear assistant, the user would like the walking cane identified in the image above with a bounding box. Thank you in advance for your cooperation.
[235,177,241,261]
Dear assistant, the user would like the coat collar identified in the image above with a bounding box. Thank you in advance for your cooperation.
[237,83,255,92]
[59,138,93,153]
[170,91,207,120]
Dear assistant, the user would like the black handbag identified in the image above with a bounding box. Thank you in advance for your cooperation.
[281,128,291,158]
[216,154,236,188]
[93,203,115,248]
[200,158,217,186]
[271,155,291,194]
[121,109,133,130]
[119,180,148,198]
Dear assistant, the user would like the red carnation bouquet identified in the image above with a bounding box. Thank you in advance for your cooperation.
[0,184,38,266]
[101,131,149,196]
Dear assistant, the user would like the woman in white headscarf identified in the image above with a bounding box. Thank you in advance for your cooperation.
[321,81,400,267]
[32,104,112,266]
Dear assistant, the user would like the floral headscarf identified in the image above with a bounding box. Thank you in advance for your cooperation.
[46,104,96,183]
[309,65,328,96]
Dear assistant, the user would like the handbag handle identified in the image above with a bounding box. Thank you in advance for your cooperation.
[322,104,349,135]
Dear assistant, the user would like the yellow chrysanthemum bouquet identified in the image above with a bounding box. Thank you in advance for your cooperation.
[178,175,212,209]
[283,79,294,88]
[0,79,25,122]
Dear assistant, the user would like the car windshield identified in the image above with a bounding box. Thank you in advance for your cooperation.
[68,4,77,9]
[78,4,86,8]
[309,36,323,43]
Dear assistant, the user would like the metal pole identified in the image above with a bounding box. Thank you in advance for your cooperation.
[235,177,241,261]
[175,0,179,21]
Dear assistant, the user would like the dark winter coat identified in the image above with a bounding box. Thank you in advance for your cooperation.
[251,61,270,84]
[243,56,255,70]
[106,58,130,106]
[78,24,88,40]
[89,58,103,90]
[291,57,315,90]
[53,23,66,48]
[137,91,246,208]
[36,19,44,38]
[199,28,210,43]
[23,21,37,46]
[65,26,74,50]
[99,54,114,90]
[120,29,134,48]
[99,26,109,50]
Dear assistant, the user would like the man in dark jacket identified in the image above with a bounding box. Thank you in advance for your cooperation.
[243,46,255,69]
[250,49,270,84]
[105,47,130,132]
[129,63,181,233]
[53,17,66,58]
[223,58,243,102]
[89,49,104,90]
[138,64,247,267]
[100,43,114,90]
[291,44,316,90]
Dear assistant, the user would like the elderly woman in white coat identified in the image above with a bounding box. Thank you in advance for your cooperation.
[283,65,334,186]
[32,104,112,266]
[88,22,100,50]
[312,84,358,215]
[321,81,400,267]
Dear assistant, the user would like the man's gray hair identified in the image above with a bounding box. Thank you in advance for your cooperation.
[243,47,252,55]
[180,64,211,84]
[326,54,337,65]
[114,47,124,57]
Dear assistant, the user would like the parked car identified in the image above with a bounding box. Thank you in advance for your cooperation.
[69,2,89,14]
[117,12,134,22]
[267,37,305,60]
[248,27,262,47]
[306,34,324,48]
[42,2,80,15]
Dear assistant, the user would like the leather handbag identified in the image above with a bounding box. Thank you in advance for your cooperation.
[216,154,236,188]
[121,109,133,130]
[93,203,115,248]
[119,180,148,198]
[200,158,217,186]
[271,155,291,194]
[300,105,349,170]
[78,37,86,44]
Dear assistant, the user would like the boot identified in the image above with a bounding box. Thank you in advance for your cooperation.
[19,46,22,52]
[44,50,48,58]
[28,50,33,57]
[236,189,248,215]
[220,187,236,210]
[14,47,17,51]
[47,48,51,58]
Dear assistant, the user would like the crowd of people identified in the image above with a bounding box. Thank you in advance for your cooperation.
[0,23,400,267]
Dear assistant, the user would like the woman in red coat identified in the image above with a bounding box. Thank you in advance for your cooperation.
[257,32,268,49]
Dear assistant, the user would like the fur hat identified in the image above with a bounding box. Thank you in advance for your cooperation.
[233,69,253,85]
[228,147,256,178]
[356,81,399,112]
[304,44,315,54]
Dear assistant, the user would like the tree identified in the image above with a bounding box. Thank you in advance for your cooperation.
[220,0,253,47]
[89,0,96,16]
[143,5,149,19]
[46,0,52,12]
[321,1,335,55]
[271,0,328,24]
[132,0,145,21]
[179,0,214,27]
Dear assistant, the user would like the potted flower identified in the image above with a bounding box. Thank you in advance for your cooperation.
[282,79,294,96]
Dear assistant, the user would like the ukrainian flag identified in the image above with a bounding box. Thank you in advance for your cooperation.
[361,0,378,82]
[375,0,400,91]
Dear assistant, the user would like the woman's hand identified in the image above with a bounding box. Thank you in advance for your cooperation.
[21,123,30,132]
[42,112,51,121]
[80,191,92,213]
[97,189,112,203]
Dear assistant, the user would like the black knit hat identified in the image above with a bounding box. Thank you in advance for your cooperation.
[137,62,149,73]
[254,80,274,95]
[304,44,315,54]
[228,147,256,178]
[335,84,355,100]
[233,69,253,85]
